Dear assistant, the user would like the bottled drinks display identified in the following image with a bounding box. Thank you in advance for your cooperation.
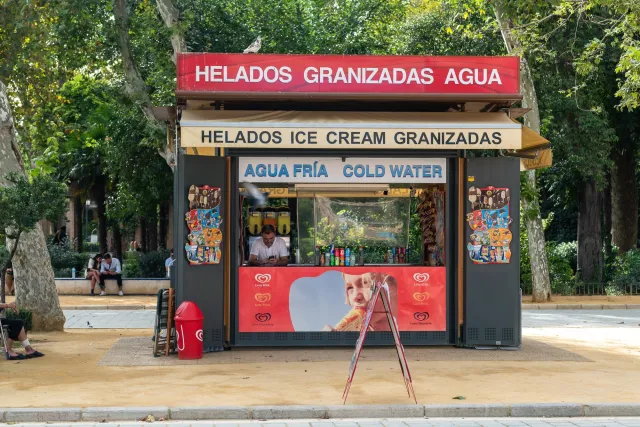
[314,245,408,266]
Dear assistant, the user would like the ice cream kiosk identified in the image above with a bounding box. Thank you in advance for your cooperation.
[171,53,550,352]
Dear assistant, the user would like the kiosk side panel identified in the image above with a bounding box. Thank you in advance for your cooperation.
[175,153,226,352]
[463,157,521,347]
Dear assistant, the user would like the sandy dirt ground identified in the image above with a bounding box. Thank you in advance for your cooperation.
[1,327,639,407]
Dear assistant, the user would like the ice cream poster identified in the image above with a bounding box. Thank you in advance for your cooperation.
[185,185,223,265]
[238,266,446,332]
[466,186,512,264]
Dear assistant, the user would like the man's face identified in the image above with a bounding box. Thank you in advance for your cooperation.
[344,274,370,309]
[106,258,112,265]
[171,252,175,259]
[262,232,275,248]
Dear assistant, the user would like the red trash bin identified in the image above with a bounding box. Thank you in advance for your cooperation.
[174,301,204,360]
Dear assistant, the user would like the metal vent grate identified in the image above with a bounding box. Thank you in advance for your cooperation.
[501,328,514,341]
[416,332,429,341]
[310,332,323,341]
[431,332,446,341]
[257,332,270,341]
[468,328,479,341]
[484,328,497,341]
[344,332,359,340]
[239,332,252,340]
[378,332,393,341]
[328,333,342,341]
[293,332,306,341]
[275,333,288,341]
[211,329,223,342]
[400,332,411,341]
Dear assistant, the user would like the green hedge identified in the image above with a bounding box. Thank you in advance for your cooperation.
[48,242,170,279]
[123,249,170,278]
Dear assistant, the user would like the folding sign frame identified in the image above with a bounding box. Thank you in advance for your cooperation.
[343,281,417,404]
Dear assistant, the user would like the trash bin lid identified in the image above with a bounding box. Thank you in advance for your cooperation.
[175,301,204,320]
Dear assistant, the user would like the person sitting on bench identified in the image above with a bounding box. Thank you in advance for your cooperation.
[1,301,45,360]
[99,253,124,296]
[86,254,102,296]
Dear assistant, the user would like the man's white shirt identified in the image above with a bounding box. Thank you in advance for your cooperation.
[250,237,288,262]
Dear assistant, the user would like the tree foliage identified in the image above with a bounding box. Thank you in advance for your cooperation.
[0,173,67,268]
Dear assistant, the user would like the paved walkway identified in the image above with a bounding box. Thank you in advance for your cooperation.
[62,309,640,329]
[5,418,640,427]
[523,309,640,328]
[64,310,155,329]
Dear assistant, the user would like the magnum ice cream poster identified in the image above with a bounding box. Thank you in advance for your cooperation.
[238,266,446,332]
[466,186,512,264]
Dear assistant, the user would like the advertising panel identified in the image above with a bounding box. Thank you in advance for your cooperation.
[238,266,446,332]
[178,53,519,96]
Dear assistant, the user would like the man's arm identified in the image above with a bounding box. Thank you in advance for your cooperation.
[115,259,122,274]
[99,261,106,274]
[276,256,289,266]
[247,254,262,266]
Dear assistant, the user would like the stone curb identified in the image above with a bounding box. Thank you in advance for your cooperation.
[510,403,584,417]
[81,406,170,422]
[2,403,640,422]
[522,304,634,310]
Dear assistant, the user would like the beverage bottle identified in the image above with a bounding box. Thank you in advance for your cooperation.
[325,248,331,266]
[315,246,320,266]
[339,248,344,266]
[358,246,364,266]
[330,244,335,266]
[388,248,393,264]
[345,247,351,266]
[350,253,356,266]
[71,267,76,279]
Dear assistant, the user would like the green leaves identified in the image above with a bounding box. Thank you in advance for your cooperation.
[0,172,67,241]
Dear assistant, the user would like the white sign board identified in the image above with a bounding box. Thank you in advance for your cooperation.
[238,157,447,184]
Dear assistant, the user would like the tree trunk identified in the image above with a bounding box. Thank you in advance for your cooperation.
[93,177,108,255]
[74,194,83,252]
[494,2,551,302]
[155,0,186,65]
[159,201,169,249]
[0,80,65,330]
[113,224,123,263]
[113,0,175,169]
[603,181,612,257]
[140,217,149,252]
[148,210,158,251]
[610,132,637,253]
[577,179,603,286]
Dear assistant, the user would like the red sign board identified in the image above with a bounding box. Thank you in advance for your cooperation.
[177,53,519,95]
[238,266,446,332]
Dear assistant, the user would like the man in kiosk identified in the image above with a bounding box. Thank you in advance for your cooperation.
[247,224,289,266]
